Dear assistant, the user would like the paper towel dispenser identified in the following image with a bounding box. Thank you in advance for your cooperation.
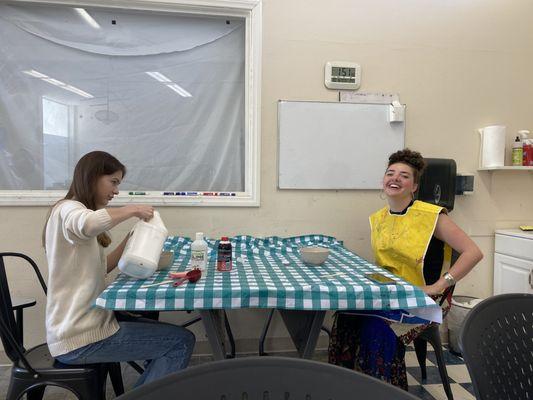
[416,158,457,211]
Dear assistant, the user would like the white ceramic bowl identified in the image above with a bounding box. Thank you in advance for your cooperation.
[299,246,329,266]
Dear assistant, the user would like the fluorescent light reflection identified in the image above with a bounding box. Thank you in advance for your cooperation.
[166,84,192,97]
[23,70,48,79]
[74,8,101,29]
[23,70,94,98]
[146,71,171,83]
[146,71,192,97]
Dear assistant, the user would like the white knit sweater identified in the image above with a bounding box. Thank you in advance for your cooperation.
[45,200,119,357]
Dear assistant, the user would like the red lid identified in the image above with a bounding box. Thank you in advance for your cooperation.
[221,236,229,241]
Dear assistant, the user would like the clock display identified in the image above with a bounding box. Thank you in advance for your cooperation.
[332,67,355,77]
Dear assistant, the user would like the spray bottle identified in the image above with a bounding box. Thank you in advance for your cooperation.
[512,135,523,166]
[520,130,532,166]
[512,130,529,167]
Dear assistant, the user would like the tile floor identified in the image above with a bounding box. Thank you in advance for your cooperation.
[0,346,474,399]
[405,346,475,400]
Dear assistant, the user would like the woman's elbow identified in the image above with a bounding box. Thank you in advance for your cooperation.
[472,246,484,264]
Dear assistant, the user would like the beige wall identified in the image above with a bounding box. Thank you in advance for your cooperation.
[2,0,533,360]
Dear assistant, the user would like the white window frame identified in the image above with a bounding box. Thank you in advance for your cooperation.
[0,0,261,207]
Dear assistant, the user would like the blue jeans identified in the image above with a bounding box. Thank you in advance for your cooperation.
[56,319,195,387]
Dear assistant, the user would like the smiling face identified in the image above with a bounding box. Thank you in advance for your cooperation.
[95,170,123,208]
[383,162,418,200]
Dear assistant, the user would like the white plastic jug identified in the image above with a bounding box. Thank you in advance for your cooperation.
[118,211,168,279]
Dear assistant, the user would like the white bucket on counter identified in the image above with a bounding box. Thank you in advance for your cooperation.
[118,211,168,279]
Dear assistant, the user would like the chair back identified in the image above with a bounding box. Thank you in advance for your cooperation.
[116,356,419,400]
[0,255,21,362]
[460,293,533,400]
[0,253,47,368]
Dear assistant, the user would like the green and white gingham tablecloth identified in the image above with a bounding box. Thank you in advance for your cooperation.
[96,235,441,322]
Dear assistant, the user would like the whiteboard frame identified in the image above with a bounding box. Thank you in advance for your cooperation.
[277,100,405,190]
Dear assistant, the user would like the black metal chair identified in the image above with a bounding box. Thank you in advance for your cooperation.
[412,285,455,400]
[0,252,125,399]
[11,296,36,347]
[412,157,458,400]
[116,356,420,400]
[414,325,453,397]
[460,293,533,400]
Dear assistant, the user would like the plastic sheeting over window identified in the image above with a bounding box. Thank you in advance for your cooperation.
[0,4,245,191]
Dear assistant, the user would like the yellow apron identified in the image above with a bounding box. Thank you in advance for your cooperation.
[369,200,451,286]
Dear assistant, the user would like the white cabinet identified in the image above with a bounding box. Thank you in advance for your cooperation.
[494,229,533,295]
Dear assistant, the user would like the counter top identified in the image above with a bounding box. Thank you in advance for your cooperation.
[495,229,533,240]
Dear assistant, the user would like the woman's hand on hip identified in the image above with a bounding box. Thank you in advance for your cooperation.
[421,282,446,296]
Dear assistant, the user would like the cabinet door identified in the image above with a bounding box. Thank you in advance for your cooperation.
[494,253,533,295]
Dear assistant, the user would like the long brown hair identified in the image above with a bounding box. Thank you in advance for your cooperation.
[43,151,126,248]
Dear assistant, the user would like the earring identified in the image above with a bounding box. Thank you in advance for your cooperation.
[379,191,386,200]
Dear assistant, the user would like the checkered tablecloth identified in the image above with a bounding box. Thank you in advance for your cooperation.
[95,235,440,319]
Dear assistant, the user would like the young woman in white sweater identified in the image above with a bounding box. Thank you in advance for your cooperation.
[43,151,195,387]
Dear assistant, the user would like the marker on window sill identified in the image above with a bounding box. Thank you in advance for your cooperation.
[129,191,146,195]
[218,192,236,196]
[163,192,175,195]
[202,192,216,196]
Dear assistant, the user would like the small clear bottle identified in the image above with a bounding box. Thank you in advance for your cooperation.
[216,237,232,272]
[190,232,208,271]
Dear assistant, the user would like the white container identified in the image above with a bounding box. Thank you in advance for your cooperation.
[448,295,483,354]
[118,211,168,279]
[190,232,208,270]
[478,125,506,168]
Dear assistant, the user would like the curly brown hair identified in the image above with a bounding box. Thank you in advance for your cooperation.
[387,148,426,184]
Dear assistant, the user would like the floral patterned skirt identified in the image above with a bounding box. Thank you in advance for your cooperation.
[328,291,452,391]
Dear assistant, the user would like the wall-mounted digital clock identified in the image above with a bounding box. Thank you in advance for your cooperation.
[324,61,361,90]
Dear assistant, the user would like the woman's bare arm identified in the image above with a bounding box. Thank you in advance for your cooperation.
[423,213,483,295]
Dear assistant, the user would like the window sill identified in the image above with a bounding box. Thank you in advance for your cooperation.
[0,192,259,207]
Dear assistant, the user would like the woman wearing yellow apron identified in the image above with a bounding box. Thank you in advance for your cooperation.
[328,149,483,390]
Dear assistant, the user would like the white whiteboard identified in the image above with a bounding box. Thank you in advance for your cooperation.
[278,101,405,189]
